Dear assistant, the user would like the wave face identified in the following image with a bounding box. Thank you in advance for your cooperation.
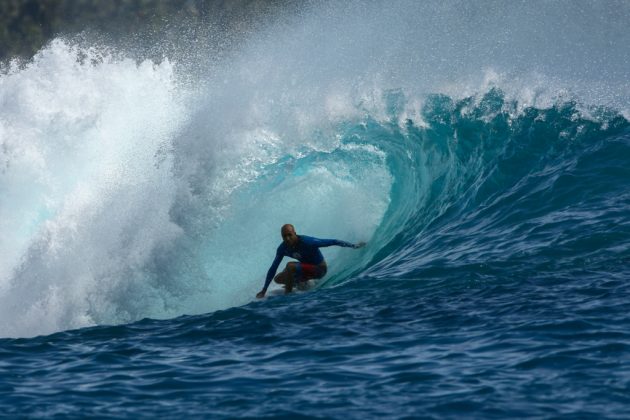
[1,0,630,417]
[366,90,630,279]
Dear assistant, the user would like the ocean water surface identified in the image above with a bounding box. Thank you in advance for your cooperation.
[1,0,629,418]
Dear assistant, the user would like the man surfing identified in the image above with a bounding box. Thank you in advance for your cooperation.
[256,224,365,298]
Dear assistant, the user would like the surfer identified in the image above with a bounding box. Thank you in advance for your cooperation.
[256,224,365,298]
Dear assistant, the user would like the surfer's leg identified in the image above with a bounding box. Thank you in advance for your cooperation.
[273,262,298,293]
[284,262,298,294]
[273,271,288,285]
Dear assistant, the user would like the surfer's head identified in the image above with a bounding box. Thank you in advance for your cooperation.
[281,224,299,247]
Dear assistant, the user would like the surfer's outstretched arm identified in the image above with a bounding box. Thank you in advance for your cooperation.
[302,236,366,249]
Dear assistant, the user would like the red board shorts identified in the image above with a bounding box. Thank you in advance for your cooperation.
[296,263,327,282]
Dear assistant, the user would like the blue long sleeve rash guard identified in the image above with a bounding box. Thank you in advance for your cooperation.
[263,235,355,292]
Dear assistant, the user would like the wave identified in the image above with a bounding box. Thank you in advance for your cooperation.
[0,40,394,337]
[1,0,630,338]
[361,90,630,281]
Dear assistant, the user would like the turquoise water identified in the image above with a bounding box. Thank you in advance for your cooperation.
[1,1,630,418]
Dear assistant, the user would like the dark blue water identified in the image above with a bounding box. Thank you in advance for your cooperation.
[2,273,630,418]
[2,1,630,418]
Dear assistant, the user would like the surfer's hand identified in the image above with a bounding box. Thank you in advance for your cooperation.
[256,290,266,299]
[353,242,366,249]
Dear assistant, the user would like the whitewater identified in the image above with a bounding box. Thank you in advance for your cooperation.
[1,0,629,417]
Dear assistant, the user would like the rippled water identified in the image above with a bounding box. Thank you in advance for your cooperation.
[3,270,630,417]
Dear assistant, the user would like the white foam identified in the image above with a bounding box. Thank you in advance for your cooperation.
[0,38,393,338]
[0,40,187,337]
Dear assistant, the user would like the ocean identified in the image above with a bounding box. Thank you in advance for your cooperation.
[1,1,629,418]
